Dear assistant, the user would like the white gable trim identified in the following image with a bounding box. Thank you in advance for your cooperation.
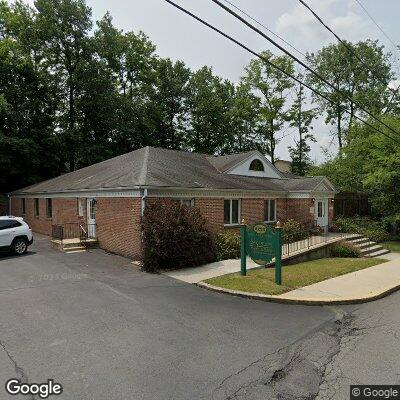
[225,151,283,179]
[313,177,337,193]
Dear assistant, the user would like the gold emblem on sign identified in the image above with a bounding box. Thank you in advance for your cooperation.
[254,224,266,235]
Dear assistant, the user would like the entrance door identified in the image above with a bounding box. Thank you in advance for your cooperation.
[87,198,96,238]
[315,199,328,229]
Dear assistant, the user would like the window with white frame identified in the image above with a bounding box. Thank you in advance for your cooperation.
[179,199,195,208]
[224,199,240,225]
[77,198,83,217]
[264,199,276,222]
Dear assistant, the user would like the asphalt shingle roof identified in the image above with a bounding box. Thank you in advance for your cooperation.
[10,146,333,195]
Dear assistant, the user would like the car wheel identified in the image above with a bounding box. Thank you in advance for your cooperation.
[12,238,28,255]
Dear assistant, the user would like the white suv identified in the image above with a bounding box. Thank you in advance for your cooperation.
[0,216,33,255]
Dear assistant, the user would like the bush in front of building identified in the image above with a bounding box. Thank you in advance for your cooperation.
[335,216,389,243]
[282,219,309,244]
[330,241,361,258]
[216,231,241,261]
[142,200,217,272]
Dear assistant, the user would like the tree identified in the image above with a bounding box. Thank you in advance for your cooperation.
[186,66,234,154]
[306,40,392,149]
[35,0,93,171]
[243,51,294,163]
[225,82,260,153]
[0,1,60,192]
[310,116,400,216]
[288,75,316,176]
[149,58,191,149]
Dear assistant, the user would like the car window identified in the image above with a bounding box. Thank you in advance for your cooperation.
[0,220,22,230]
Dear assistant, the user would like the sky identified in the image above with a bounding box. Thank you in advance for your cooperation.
[21,0,400,162]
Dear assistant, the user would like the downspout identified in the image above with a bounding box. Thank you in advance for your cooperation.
[141,188,148,217]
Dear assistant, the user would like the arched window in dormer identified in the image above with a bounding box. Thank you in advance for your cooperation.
[249,159,264,172]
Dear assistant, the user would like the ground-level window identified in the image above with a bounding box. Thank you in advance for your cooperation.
[46,198,52,218]
[21,198,26,214]
[77,198,83,216]
[179,199,195,208]
[224,199,240,225]
[34,198,39,217]
[264,199,276,223]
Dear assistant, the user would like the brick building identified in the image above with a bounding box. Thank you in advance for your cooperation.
[8,147,336,260]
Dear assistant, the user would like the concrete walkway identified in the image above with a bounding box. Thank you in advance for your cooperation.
[165,233,357,284]
[198,254,400,305]
[164,257,261,284]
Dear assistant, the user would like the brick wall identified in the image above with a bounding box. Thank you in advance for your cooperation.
[196,198,225,234]
[11,197,87,235]
[11,196,142,259]
[328,200,334,224]
[95,198,142,259]
[241,198,264,225]
[10,194,334,260]
[286,198,315,226]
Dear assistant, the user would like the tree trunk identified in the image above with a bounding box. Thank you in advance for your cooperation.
[68,72,76,171]
[270,119,275,164]
[337,105,343,149]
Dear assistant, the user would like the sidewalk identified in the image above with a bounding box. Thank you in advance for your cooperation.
[198,254,400,305]
[164,233,356,284]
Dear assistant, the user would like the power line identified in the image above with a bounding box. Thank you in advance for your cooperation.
[353,0,400,55]
[220,0,306,59]
[354,0,400,83]
[298,0,400,111]
[162,0,400,145]
[210,0,400,140]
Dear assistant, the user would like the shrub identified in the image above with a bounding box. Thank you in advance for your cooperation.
[282,219,309,244]
[360,226,389,243]
[216,231,241,261]
[329,223,340,233]
[331,241,361,258]
[142,200,216,272]
[334,216,389,242]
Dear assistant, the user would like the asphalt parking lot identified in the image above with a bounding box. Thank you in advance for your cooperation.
[0,234,341,399]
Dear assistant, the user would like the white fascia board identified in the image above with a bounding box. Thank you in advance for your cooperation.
[287,191,335,199]
[10,188,141,198]
[147,187,286,199]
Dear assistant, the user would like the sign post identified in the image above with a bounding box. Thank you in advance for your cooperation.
[240,219,247,276]
[239,220,284,285]
[274,221,283,285]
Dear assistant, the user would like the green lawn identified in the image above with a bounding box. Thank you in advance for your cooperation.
[382,241,400,252]
[205,258,385,296]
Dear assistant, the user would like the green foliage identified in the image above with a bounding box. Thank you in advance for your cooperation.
[242,50,294,163]
[216,231,241,261]
[288,79,316,176]
[335,217,389,243]
[331,241,360,258]
[142,200,216,272]
[306,40,392,149]
[1,0,397,202]
[311,116,400,217]
[282,219,309,244]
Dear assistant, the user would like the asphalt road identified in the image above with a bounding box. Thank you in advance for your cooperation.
[0,235,399,400]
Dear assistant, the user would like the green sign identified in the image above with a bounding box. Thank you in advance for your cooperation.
[240,221,283,284]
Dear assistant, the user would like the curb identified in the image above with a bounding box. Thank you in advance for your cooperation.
[196,281,400,306]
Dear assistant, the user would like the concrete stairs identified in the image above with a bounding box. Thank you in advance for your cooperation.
[51,238,98,253]
[345,235,390,258]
